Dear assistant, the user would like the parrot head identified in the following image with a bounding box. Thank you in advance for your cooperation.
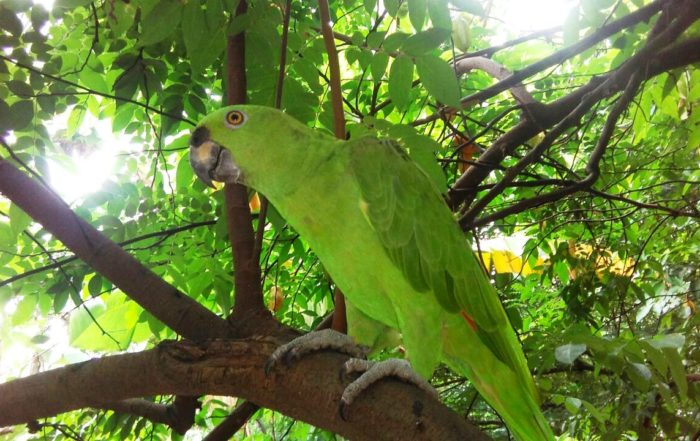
[189,105,334,190]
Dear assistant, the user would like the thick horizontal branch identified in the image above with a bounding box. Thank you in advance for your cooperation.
[0,339,490,441]
[0,157,231,340]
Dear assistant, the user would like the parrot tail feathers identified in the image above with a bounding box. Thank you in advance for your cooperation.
[442,321,555,441]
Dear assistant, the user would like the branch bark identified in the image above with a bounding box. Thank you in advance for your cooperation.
[454,57,536,106]
[318,0,348,334]
[224,0,271,328]
[96,396,198,435]
[0,339,490,441]
[202,401,259,441]
[0,157,231,340]
[449,15,700,215]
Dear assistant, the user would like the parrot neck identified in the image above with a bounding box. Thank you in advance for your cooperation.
[245,132,344,201]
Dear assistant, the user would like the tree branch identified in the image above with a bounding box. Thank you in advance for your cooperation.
[202,401,259,441]
[448,16,700,213]
[318,0,348,334]
[0,339,490,441]
[458,1,699,227]
[95,396,198,435]
[0,157,231,340]
[454,57,536,106]
[467,71,644,228]
[224,0,271,328]
[457,0,668,107]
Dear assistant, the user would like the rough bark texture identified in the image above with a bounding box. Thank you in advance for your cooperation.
[0,159,231,340]
[224,0,272,331]
[0,339,490,441]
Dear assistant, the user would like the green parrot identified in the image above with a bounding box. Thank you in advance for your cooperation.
[189,105,554,440]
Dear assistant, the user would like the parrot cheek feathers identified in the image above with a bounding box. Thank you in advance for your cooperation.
[189,140,219,188]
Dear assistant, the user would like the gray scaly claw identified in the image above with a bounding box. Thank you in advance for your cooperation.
[338,358,439,421]
[265,329,368,375]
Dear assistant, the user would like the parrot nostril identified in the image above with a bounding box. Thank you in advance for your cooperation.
[190,126,210,147]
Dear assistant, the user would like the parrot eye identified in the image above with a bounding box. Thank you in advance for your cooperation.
[225,110,247,128]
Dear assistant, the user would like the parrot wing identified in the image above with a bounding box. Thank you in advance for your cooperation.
[348,136,538,400]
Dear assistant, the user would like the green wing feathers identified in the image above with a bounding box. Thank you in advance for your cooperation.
[349,136,540,403]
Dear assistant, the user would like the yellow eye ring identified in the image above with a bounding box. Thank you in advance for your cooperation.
[225,110,246,128]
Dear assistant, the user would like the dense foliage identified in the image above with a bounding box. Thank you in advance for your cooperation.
[0,0,698,439]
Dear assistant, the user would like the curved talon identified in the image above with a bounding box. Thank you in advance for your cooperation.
[339,398,351,421]
[338,358,440,420]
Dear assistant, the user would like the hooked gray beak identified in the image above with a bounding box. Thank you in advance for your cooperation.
[189,126,243,187]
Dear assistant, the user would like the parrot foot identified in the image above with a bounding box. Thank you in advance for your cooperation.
[339,358,439,421]
[264,329,368,374]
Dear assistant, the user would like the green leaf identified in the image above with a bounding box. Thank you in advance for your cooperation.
[53,289,69,313]
[563,9,580,46]
[187,94,207,116]
[564,396,581,414]
[640,340,668,377]
[427,0,451,30]
[10,100,33,130]
[79,68,109,94]
[401,27,450,55]
[12,295,36,325]
[87,274,103,297]
[293,58,321,93]
[366,31,386,49]
[364,0,377,13]
[0,7,23,36]
[176,153,194,191]
[66,105,86,138]
[451,14,472,51]
[30,334,50,344]
[648,333,685,350]
[555,343,586,364]
[581,400,606,425]
[205,0,224,27]
[114,68,140,100]
[182,0,206,70]
[7,80,33,97]
[415,54,460,107]
[384,0,400,16]
[449,0,485,15]
[388,55,414,110]
[9,202,31,237]
[407,0,426,31]
[0,99,11,133]
[383,32,409,51]
[107,0,135,35]
[626,362,651,391]
[139,0,182,46]
[54,0,92,9]
[370,52,389,83]
[663,348,688,399]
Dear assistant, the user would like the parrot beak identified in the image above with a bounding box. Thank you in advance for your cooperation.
[189,126,243,187]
